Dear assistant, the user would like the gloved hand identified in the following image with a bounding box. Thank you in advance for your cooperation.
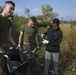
[42,39,49,44]
[13,44,22,50]
[32,44,40,52]
[36,44,40,50]
[41,33,46,39]
[18,44,22,50]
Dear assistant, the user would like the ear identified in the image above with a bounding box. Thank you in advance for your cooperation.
[4,4,6,9]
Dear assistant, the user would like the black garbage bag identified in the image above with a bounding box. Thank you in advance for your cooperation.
[1,49,38,75]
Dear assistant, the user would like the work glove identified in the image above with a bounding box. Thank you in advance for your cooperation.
[13,44,22,50]
[18,44,22,50]
[32,44,40,53]
[42,39,49,44]
[41,33,46,39]
[36,44,40,50]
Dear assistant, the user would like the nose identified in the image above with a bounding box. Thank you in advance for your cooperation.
[11,7,15,14]
[12,9,14,13]
[10,9,14,14]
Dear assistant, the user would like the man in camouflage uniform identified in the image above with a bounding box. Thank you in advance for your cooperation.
[18,16,39,75]
[18,16,39,51]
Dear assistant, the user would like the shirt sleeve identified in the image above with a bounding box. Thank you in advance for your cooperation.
[34,26,38,34]
[21,25,25,32]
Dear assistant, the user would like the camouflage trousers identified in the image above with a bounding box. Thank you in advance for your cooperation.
[23,42,36,51]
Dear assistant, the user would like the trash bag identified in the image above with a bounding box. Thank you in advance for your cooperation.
[1,49,38,75]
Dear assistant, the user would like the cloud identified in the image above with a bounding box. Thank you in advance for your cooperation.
[30,8,42,16]
[31,8,41,13]
[14,7,24,15]
[15,8,23,11]
[15,7,24,13]
[14,7,42,16]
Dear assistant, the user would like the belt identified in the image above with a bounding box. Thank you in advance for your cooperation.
[23,42,35,45]
[23,42,30,45]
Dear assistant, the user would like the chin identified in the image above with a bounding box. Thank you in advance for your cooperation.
[8,13,13,15]
[7,13,11,16]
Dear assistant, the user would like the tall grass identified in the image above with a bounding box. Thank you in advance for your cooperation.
[35,24,76,75]
[59,24,76,75]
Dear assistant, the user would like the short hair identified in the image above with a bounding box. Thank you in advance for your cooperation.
[53,18,60,25]
[30,16,36,23]
[5,1,15,7]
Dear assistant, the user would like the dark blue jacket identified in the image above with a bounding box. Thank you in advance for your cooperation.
[44,26,63,53]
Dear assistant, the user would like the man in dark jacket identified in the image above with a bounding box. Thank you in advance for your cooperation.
[41,18,63,75]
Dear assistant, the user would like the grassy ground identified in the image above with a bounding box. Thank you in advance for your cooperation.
[34,24,76,75]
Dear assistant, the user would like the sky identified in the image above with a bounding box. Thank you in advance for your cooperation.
[0,0,76,21]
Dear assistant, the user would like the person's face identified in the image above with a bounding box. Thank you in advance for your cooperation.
[8,17,14,24]
[52,23,58,28]
[4,4,15,16]
[28,19,35,27]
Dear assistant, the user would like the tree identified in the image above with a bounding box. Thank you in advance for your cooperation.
[41,4,53,20]
[24,8,30,18]
[36,15,43,20]
[12,14,28,43]
[51,12,59,20]
[0,5,3,13]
